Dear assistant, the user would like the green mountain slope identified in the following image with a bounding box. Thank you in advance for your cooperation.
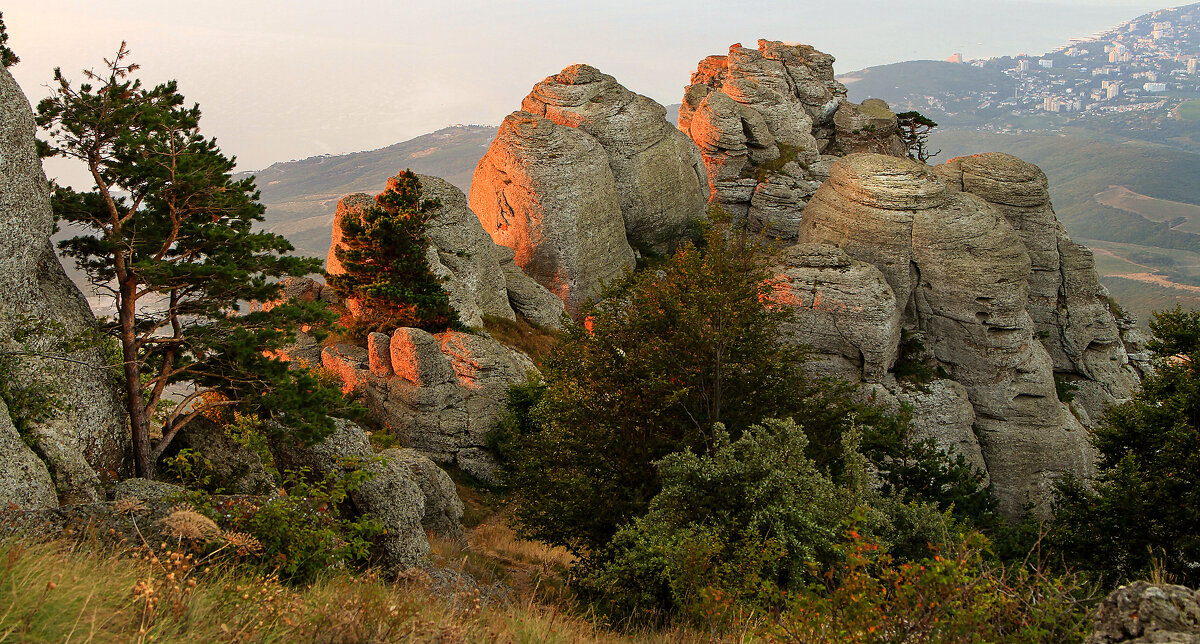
[841,60,1015,119]
[242,125,497,257]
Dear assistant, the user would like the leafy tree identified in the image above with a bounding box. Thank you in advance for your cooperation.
[325,170,459,336]
[36,44,353,478]
[897,110,941,163]
[0,12,18,69]
[1049,305,1200,586]
[497,210,967,555]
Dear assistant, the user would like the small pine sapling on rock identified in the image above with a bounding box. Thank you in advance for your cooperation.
[326,170,460,337]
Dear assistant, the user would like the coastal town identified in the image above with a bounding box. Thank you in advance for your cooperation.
[857,2,1200,131]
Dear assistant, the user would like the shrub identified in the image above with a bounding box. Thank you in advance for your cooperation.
[770,531,1094,643]
[1049,306,1200,586]
[576,419,961,624]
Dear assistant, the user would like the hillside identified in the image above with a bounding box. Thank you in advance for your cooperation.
[841,60,1016,124]
[242,124,497,257]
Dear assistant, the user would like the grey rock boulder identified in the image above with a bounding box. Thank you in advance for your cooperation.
[470,111,635,316]
[679,40,907,237]
[796,153,1097,515]
[271,418,430,575]
[321,327,531,482]
[0,398,58,510]
[522,64,709,254]
[386,447,465,541]
[0,66,129,502]
[1087,582,1200,644]
[938,152,1140,426]
[774,243,900,382]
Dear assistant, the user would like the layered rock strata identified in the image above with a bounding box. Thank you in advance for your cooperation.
[936,153,1141,426]
[793,153,1104,514]
[0,66,129,506]
[678,40,907,240]
[328,173,564,329]
[470,112,636,316]
[520,64,709,253]
[320,327,533,483]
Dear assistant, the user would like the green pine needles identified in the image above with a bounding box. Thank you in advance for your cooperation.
[37,43,355,478]
[327,170,460,336]
[0,12,18,69]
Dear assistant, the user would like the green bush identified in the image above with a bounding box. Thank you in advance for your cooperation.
[1048,306,1200,586]
[182,463,382,584]
[575,419,961,623]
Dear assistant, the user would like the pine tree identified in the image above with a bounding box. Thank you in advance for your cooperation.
[326,170,459,336]
[0,12,18,69]
[36,44,353,478]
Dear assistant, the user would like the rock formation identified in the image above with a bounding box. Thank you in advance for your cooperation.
[320,327,533,483]
[470,111,636,316]
[773,244,900,382]
[0,66,128,506]
[679,40,907,240]
[788,152,1127,514]
[520,64,709,253]
[1086,581,1200,643]
[271,418,440,574]
[328,173,564,328]
[472,66,712,316]
[936,153,1141,427]
[0,398,58,509]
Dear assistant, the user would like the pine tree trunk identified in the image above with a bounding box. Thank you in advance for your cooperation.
[119,279,154,479]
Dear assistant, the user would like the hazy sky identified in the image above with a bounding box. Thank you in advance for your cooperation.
[6,1,1192,180]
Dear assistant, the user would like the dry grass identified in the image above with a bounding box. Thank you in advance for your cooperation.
[482,314,562,366]
[0,534,729,643]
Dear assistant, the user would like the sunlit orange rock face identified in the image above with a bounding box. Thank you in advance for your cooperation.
[320,326,534,482]
[469,111,635,316]
[520,64,709,253]
[679,40,907,241]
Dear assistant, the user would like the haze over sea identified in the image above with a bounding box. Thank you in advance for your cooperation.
[8,0,1191,184]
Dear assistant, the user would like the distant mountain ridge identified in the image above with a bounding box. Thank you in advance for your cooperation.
[240,124,497,257]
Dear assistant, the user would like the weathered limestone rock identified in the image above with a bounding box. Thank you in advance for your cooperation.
[0,398,57,509]
[387,447,465,540]
[322,327,532,481]
[891,379,988,480]
[470,111,635,316]
[796,153,1097,515]
[1086,581,1200,644]
[0,66,128,502]
[495,245,566,329]
[773,244,900,382]
[679,40,906,238]
[419,174,518,328]
[938,153,1141,425]
[522,64,708,253]
[909,190,1094,513]
[799,153,948,307]
[325,193,373,277]
[271,418,430,574]
[830,98,908,157]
